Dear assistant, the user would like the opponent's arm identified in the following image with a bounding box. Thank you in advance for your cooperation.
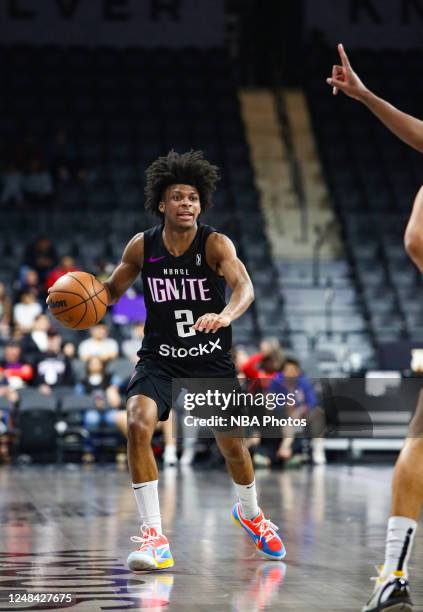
[405,187,423,271]
[103,233,144,305]
[193,233,254,333]
[327,44,423,154]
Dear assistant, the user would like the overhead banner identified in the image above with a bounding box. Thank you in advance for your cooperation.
[305,0,423,48]
[0,0,224,47]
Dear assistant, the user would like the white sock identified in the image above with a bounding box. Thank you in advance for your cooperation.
[234,480,260,520]
[382,515,417,577]
[132,480,162,534]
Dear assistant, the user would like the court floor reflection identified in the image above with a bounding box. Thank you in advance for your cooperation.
[0,464,422,611]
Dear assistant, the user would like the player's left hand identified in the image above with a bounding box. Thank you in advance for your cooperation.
[193,313,231,334]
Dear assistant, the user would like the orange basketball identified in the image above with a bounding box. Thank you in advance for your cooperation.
[47,271,108,330]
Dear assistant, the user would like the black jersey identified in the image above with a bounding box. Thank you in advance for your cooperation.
[138,223,234,377]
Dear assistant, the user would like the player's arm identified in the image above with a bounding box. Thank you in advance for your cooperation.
[327,44,423,154]
[405,187,423,272]
[103,233,144,305]
[193,233,254,334]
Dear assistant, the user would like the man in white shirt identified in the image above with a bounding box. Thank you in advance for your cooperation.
[13,292,42,332]
[78,323,119,363]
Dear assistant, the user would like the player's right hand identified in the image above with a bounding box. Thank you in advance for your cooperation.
[326,43,368,101]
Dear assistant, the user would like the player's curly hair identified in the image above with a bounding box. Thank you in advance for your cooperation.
[144,150,220,217]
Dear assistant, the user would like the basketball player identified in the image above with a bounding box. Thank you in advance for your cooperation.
[102,150,285,571]
[327,44,423,612]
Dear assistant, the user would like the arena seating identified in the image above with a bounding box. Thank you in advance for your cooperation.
[306,47,423,349]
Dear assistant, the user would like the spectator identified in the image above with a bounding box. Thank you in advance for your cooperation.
[267,358,324,464]
[0,341,33,388]
[46,256,78,290]
[29,314,51,353]
[76,356,122,407]
[23,158,54,205]
[240,338,285,392]
[78,324,119,363]
[1,163,24,206]
[23,236,58,286]
[13,291,42,332]
[18,268,41,300]
[35,331,75,394]
[121,322,145,364]
[76,356,123,463]
[0,282,12,339]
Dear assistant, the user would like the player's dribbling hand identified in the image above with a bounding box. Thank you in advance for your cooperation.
[193,313,231,334]
[326,43,368,101]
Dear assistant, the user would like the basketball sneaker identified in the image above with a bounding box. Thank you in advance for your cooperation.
[362,566,413,612]
[127,525,174,572]
[231,502,286,560]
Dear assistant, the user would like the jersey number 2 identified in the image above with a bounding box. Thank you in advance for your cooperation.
[175,310,196,338]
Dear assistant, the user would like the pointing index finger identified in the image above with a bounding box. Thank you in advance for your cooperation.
[338,43,351,69]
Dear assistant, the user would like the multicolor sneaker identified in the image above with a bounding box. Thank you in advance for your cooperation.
[127,525,174,572]
[362,566,413,612]
[231,503,286,560]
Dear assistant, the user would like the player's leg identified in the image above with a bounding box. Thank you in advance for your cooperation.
[214,433,286,560]
[161,410,178,466]
[363,392,423,612]
[126,394,174,572]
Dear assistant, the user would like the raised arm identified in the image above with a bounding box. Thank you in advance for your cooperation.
[193,232,254,333]
[327,44,423,154]
[103,233,144,305]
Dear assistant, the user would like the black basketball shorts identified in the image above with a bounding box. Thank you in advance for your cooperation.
[126,357,243,427]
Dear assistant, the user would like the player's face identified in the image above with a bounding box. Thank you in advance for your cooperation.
[161,184,201,229]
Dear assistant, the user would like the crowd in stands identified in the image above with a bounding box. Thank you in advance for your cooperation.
[0,231,323,467]
[0,128,87,209]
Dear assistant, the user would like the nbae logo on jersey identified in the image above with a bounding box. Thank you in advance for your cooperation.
[159,338,222,358]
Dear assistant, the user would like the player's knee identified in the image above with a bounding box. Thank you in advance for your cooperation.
[127,401,154,443]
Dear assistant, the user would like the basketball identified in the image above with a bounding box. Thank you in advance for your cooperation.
[47,271,108,330]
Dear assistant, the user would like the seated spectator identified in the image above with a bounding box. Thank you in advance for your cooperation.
[1,162,23,206]
[121,322,145,364]
[0,282,12,340]
[267,358,324,464]
[76,356,123,463]
[13,291,42,332]
[0,341,33,389]
[28,314,51,353]
[23,158,54,204]
[240,338,285,392]
[35,331,75,394]
[78,323,119,363]
[17,268,41,301]
[23,236,58,286]
[46,256,78,290]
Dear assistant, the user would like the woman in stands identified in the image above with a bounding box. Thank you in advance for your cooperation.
[327,43,423,612]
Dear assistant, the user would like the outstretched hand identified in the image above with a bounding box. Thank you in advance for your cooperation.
[326,43,368,101]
